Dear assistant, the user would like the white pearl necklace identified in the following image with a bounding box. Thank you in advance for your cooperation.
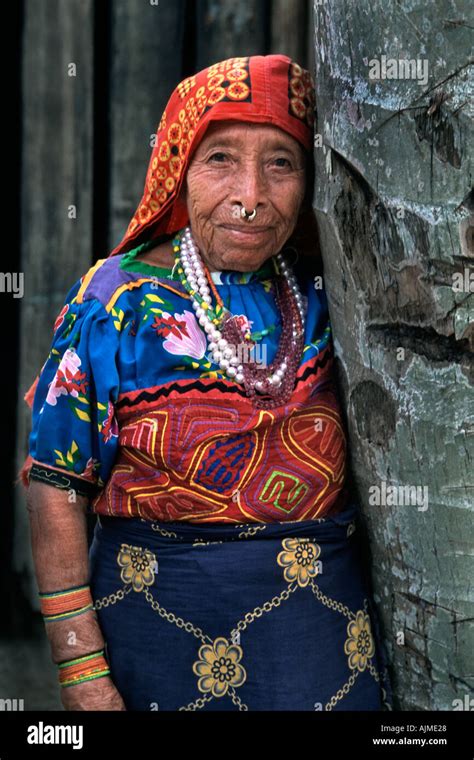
[178,226,306,391]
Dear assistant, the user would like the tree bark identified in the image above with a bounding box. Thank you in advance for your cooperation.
[312,0,473,710]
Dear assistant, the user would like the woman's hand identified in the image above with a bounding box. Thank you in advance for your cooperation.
[60,675,127,711]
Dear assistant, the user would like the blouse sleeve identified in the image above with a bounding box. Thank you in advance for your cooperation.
[27,280,121,499]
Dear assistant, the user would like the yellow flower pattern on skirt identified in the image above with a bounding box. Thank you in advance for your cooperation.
[344,610,375,672]
[91,515,392,711]
[193,638,246,697]
[277,537,321,587]
[117,544,157,592]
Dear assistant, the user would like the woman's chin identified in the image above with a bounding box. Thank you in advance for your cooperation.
[206,234,274,271]
[211,251,271,272]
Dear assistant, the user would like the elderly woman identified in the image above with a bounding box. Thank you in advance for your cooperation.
[20,54,392,711]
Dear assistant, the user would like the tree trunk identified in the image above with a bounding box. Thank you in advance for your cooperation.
[312,0,473,710]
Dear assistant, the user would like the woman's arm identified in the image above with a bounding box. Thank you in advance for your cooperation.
[26,479,126,711]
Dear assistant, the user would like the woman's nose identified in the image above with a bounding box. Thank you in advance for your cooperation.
[230,163,266,211]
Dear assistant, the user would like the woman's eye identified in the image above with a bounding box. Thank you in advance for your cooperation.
[208,152,228,163]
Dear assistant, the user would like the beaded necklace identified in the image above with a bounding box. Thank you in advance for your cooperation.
[172,226,307,409]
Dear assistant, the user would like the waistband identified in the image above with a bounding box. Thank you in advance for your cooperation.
[95,502,360,544]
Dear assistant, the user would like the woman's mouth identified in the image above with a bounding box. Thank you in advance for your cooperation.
[219,224,271,243]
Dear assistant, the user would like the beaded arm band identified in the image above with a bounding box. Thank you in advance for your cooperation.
[39,584,94,623]
[57,649,110,688]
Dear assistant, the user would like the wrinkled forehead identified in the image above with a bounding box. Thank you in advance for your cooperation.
[189,119,307,159]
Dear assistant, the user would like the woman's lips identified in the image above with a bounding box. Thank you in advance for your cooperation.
[219,224,271,242]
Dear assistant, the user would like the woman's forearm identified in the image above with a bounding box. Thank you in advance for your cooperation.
[26,479,105,663]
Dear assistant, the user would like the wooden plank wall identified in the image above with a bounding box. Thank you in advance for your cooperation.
[108,0,187,247]
[11,0,314,627]
[12,0,95,632]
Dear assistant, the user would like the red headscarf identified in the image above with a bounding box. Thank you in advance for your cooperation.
[108,54,315,257]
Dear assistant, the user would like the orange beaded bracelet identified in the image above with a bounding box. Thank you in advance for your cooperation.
[39,584,94,623]
[57,649,111,688]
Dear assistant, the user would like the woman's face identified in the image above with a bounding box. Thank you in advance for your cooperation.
[183,121,307,272]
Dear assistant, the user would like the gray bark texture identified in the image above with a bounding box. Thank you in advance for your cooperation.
[312,0,473,710]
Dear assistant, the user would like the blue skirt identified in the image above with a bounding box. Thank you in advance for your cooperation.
[88,504,393,711]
